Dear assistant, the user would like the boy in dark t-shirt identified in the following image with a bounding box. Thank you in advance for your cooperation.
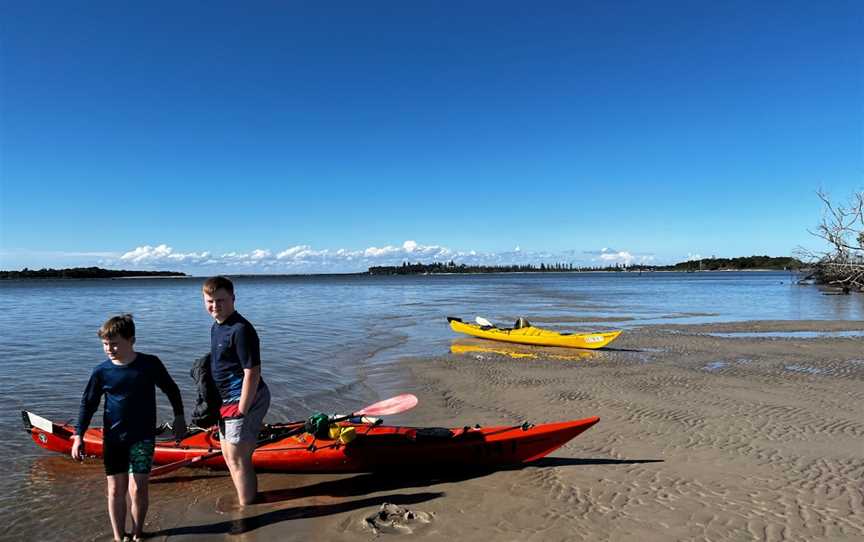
[73,314,185,542]
[202,276,270,506]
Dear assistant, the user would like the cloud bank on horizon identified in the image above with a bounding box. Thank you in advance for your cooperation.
[111,241,655,273]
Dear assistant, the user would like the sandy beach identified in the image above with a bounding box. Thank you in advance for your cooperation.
[82,319,862,542]
[6,1,863,538]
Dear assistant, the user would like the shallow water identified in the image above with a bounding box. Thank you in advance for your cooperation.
[784,364,827,375]
[2,271,862,539]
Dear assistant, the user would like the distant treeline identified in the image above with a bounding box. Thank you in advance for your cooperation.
[654,256,805,272]
[368,256,805,275]
[369,261,583,275]
[0,267,186,279]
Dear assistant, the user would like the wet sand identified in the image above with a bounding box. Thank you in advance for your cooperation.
[25,320,864,541]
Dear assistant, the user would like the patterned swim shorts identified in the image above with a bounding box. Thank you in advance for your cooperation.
[103,439,156,476]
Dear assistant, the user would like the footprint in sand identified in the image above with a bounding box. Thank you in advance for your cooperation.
[215,494,243,515]
[363,503,434,535]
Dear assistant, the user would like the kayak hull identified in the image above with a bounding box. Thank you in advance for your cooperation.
[448,317,621,349]
[22,411,599,473]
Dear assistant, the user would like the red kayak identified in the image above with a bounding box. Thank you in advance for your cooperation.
[22,410,599,473]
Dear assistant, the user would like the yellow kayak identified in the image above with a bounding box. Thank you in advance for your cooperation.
[447,317,622,349]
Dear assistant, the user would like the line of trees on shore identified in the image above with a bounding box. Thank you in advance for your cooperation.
[0,267,186,279]
[368,256,804,275]
[663,256,804,272]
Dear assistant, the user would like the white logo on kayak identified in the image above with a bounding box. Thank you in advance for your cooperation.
[585,336,603,343]
[38,433,47,443]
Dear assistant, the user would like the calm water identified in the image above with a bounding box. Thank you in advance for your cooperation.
[2,271,862,539]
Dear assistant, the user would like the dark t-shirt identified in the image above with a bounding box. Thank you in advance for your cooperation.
[210,311,264,404]
[76,353,184,443]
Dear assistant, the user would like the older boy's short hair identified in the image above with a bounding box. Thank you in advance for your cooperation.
[202,276,234,296]
[98,314,135,340]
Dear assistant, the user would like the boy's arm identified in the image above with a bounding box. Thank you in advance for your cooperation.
[75,369,103,436]
[153,357,185,417]
[235,324,261,415]
[153,357,186,440]
[72,369,102,460]
[239,365,260,415]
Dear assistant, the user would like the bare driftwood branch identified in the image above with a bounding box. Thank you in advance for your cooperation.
[805,190,864,292]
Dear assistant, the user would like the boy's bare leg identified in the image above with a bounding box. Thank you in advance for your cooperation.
[223,441,258,505]
[106,473,129,541]
[128,473,150,538]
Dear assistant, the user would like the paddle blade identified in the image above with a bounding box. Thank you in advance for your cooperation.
[475,316,494,327]
[355,393,418,417]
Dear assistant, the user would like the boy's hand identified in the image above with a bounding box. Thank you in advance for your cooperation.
[71,435,84,461]
[173,414,187,442]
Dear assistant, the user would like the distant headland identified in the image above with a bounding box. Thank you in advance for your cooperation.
[0,267,186,279]
[368,256,805,275]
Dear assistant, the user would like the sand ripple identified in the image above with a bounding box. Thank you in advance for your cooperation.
[399,323,864,541]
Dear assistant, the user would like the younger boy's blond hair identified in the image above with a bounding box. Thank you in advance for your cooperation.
[97,314,136,340]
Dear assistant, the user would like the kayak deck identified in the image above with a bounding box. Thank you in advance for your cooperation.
[448,317,621,349]
[23,411,600,473]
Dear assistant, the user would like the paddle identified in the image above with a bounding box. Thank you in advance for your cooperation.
[475,316,494,327]
[150,393,418,478]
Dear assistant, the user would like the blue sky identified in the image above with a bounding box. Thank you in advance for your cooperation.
[1,1,862,273]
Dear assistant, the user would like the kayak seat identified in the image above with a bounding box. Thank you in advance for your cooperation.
[513,317,532,329]
[155,422,205,442]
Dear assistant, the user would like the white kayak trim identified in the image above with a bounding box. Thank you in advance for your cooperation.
[475,316,494,327]
[27,411,53,433]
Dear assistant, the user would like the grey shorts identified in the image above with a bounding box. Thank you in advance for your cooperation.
[219,385,270,445]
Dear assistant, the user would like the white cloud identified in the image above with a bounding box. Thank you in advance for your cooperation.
[94,241,664,273]
[599,249,635,265]
[582,247,657,267]
[120,244,209,264]
[277,245,313,259]
[364,245,400,258]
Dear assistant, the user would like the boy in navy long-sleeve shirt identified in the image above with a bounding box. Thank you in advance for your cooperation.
[73,314,185,542]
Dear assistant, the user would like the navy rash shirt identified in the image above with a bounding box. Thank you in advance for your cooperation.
[210,311,265,404]
[76,353,184,443]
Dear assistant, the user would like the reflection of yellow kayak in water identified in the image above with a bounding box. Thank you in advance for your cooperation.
[450,340,596,361]
[447,317,622,349]
[450,342,539,359]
